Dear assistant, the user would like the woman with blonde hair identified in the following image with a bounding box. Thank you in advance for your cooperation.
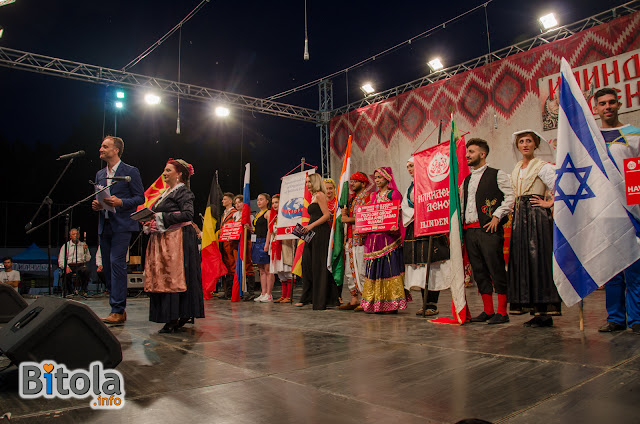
[295,173,340,309]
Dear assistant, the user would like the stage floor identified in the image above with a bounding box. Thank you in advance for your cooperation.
[1,287,640,423]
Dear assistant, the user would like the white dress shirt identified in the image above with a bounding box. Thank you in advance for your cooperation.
[464,164,515,224]
[104,160,121,218]
[58,241,91,268]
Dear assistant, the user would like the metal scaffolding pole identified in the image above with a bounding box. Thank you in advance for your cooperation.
[318,80,333,177]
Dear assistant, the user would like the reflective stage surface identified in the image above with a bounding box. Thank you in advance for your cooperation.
[1,287,639,423]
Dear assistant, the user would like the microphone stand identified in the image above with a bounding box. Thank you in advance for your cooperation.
[26,182,122,295]
[24,158,76,296]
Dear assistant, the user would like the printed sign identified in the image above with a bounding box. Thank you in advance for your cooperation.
[276,169,315,240]
[355,201,400,233]
[414,138,470,236]
[624,156,640,205]
[539,49,640,130]
[219,222,242,241]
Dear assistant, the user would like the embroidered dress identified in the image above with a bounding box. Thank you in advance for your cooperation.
[507,158,561,316]
[362,174,410,312]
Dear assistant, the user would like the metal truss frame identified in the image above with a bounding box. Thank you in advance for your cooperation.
[0,46,320,123]
[331,0,640,117]
[318,80,333,177]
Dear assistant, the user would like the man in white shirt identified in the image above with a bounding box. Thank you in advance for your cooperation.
[594,87,640,334]
[461,138,515,325]
[1,257,20,292]
[58,228,91,296]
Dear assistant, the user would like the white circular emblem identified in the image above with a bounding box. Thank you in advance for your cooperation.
[428,151,450,182]
[628,161,637,170]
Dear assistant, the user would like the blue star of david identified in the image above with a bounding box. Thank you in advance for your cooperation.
[555,154,596,214]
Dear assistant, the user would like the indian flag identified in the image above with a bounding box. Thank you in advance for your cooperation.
[327,135,352,285]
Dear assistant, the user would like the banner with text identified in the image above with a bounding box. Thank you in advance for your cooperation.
[355,201,400,233]
[414,138,470,236]
[219,222,242,241]
[540,49,640,130]
[276,169,316,240]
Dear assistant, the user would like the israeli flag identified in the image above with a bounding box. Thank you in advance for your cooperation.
[553,58,640,307]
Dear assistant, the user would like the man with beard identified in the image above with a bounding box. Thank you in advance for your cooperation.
[338,172,371,311]
[462,138,514,325]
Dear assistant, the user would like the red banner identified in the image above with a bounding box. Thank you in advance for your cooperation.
[355,200,400,233]
[219,222,242,241]
[414,139,470,236]
[624,157,640,205]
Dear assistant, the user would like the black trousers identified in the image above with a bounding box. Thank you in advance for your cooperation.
[464,228,507,295]
[64,264,90,293]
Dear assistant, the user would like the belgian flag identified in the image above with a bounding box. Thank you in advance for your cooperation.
[201,172,227,299]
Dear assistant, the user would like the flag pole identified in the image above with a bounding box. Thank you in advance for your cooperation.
[242,227,247,292]
[579,300,584,331]
[422,120,443,318]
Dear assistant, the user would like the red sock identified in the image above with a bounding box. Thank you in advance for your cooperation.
[497,294,508,316]
[481,294,495,315]
[284,281,291,298]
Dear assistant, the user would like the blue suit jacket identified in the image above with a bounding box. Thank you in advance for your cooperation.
[96,161,145,234]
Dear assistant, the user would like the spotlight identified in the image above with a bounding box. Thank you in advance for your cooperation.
[428,58,444,72]
[215,106,230,117]
[0,26,4,39]
[361,83,375,95]
[116,91,125,99]
[539,13,558,30]
[115,101,123,109]
[144,93,161,105]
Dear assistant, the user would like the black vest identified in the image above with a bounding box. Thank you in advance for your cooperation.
[463,167,508,231]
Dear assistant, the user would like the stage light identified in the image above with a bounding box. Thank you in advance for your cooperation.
[539,13,558,30]
[115,101,123,109]
[215,106,230,117]
[0,0,17,7]
[144,93,161,105]
[428,58,444,72]
[116,91,125,99]
[0,26,4,39]
[361,83,375,95]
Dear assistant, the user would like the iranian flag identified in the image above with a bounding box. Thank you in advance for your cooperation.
[327,135,352,285]
[431,117,471,325]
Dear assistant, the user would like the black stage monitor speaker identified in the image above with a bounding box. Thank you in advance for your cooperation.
[0,297,122,369]
[0,282,28,323]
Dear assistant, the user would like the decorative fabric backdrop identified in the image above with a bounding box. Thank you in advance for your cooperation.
[330,11,640,192]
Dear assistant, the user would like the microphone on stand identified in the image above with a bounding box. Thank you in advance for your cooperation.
[109,176,131,182]
[57,150,85,161]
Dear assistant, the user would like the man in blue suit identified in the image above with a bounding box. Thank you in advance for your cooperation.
[91,136,144,324]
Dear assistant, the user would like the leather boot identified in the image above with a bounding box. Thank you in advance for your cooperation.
[223,274,233,299]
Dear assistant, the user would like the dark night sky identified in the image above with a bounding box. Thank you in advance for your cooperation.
[0,0,628,247]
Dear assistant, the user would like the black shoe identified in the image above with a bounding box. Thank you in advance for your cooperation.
[471,312,495,323]
[631,323,640,334]
[524,316,553,328]
[487,313,510,325]
[598,322,626,332]
[158,320,179,334]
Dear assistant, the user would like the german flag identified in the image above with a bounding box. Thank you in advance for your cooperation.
[201,172,227,299]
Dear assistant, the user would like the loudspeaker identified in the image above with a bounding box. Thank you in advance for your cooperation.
[0,282,28,323]
[0,297,122,369]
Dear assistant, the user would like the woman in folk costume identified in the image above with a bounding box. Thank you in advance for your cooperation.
[252,193,275,302]
[144,159,204,333]
[295,173,341,310]
[507,130,561,327]
[362,167,411,313]
[267,195,295,303]
[402,156,451,316]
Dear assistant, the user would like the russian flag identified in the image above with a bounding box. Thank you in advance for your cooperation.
[232,164,251,302]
